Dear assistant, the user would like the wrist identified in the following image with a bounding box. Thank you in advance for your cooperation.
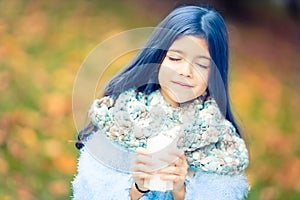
[130,182,149,200]
[134,182,150,194]
[172,184,185,200]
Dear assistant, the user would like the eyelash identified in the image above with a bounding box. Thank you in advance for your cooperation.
[168,56,181,62]
[168,56,209,69]
[196,64,209,69]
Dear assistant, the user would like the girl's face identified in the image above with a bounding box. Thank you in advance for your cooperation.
[158,36,211,107]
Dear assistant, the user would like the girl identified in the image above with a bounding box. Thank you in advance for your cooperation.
[72,5,249,200]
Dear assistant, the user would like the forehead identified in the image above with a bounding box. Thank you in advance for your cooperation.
[168,36,210,57]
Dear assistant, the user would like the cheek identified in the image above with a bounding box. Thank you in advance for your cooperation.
[158,63,173,83]
[158,66,166,85]
[194,69,210,84]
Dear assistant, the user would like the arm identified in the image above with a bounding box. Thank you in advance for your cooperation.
[130,182,150,200]
[172,186,185,200]
[72,148,133,200]
[184,171,249,200]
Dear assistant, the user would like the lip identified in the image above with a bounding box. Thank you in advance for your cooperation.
[171,81,193,88]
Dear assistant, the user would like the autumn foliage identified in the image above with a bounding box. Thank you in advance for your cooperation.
[0,1,299,199]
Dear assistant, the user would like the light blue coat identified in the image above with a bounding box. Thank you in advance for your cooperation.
[72,148,249,200]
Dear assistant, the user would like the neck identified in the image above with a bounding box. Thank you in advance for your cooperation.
[159,89,179,108]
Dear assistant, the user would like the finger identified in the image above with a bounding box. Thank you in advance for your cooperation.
[132,171,152,180]
[135,154,153,166]
[174,156,188,167]
[159,155,186,168]
[158,153,179,165]
[135,147,154,165]
[160,174,184,183]
[168,148,185,158]
[132,163,154,173]
[158,165,188,176]
[171,150,188,167]
[158,166,180,175]
[136,147,149,155]
[158,148,184,164]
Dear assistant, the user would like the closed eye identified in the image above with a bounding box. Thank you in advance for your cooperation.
[168,56,182,62]
[195,63,209,69]
[195,58,211,69]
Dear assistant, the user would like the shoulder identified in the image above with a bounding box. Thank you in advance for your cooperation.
[76,148,131,183]
[186,171,250,200]
[73,148,133,199]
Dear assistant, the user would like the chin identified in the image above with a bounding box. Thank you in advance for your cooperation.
[178,98,196,104]
[174,93,198,103]
[175,95,198,104]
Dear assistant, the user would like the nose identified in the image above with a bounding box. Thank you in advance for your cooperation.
[178,60,193,77]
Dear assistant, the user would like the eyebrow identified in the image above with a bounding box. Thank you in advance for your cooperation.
[168,49,211,60]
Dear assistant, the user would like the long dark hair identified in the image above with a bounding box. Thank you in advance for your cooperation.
[76,5,241,149]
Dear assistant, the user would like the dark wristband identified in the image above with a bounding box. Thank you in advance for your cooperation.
[134,182,150,194]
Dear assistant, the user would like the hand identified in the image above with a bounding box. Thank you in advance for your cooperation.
[131,147,153,191]
[157,149,188,192]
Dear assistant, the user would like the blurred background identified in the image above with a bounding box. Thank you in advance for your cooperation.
[0,0,299,199]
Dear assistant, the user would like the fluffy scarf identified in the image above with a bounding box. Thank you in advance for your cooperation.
[87,89,248,175]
